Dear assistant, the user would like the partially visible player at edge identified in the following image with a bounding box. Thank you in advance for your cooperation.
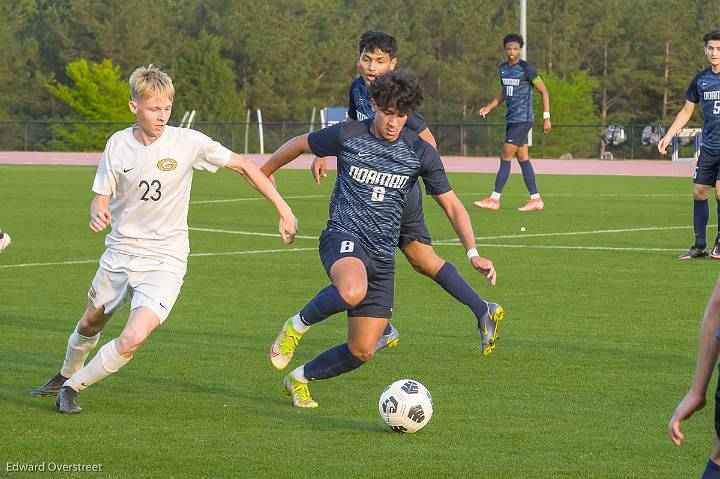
[0,229,11,253]
[659,31,720,260]
[30,65,298,414]
[669,274,720,479]
[474,33,551,212]
[310,30,504,357]
[262,71,498,408]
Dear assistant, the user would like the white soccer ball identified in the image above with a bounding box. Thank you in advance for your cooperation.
[378,379,433,433]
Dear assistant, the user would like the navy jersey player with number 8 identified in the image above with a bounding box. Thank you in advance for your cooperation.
[261,71,500,408]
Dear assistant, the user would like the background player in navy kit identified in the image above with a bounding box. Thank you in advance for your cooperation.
[262,71,501,408]
[312,31,502,357]
[659,31,720,261]
[474,33,551,212]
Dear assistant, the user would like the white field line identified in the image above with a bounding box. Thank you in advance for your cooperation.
[191,194,325,204]
[189,227,317,240]
[435,224,711,244]
[0,246,317,269]
[0,223,702,269]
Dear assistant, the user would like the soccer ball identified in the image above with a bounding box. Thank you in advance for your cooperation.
[378,379,433,433]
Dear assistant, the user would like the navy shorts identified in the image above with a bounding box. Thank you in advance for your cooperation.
[398,182,432,248]
[319,229,395,319]
[505,122,533,146]
[693,147,720,186]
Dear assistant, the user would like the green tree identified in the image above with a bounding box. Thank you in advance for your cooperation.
[46,58,133,151]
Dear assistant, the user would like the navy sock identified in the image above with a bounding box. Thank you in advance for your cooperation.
[694,199,709,248]
[382,323,392,335]
[493,160,511,193]
[701,459,720,479]
[303,343,366,380]
[299,285,352,325]
[434,262,488,321]
[519,160,538,195]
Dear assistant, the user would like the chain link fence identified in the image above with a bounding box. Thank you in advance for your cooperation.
[0,120,701,160]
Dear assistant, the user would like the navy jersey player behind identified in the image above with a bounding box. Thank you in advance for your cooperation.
[659,31,720,261]
[312,31,503,359]
[474,33,551,212]
[261,71,499,408]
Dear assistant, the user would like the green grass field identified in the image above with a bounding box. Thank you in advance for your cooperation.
[0,163,718,478]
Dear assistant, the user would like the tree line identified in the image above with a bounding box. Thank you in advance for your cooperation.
[1,0,719,154]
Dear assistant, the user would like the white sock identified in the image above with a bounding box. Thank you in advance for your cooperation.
[291,365,308,383]
[530,193,541,199]
[490,192,501,200]
[60,328,101,378]
[291,314,310,334]
[65,339,131,391]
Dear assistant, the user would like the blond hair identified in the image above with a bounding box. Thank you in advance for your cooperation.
[129,64,174,101]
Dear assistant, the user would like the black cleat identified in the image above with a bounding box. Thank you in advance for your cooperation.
[677,245,709,260]
[56,386,82,414]
[711,241,720,260]
[30,373,68,397]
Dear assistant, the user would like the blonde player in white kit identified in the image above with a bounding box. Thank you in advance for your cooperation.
[30,65,298,414]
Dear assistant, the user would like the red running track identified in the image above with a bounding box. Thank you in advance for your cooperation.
[0,151,694,177]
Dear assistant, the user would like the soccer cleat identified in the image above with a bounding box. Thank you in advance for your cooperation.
[711,241,720,260]
[283,374,318,408]
[677,245,709,260]
[269,316,304,371]
[375,323,400,352]
[518,197,544,211]
[473,198,500,210]
[0,230,11,253]
[30,372,69,397]
[478,302,505,356]
[56,386,82,414]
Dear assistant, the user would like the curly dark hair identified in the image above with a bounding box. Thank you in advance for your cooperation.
[704,31,720,45]
[368,70,423,115]
[359,30,398,58]
[503,33,524,48]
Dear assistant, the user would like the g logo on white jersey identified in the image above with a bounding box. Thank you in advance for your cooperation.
[340,241,355,253]
[157,158,177,171]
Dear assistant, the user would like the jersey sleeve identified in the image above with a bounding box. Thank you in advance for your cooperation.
[191,131,232,172]
[347,85,358,120]
[405,111,429,134]
[522,61,541,83]
[686,75,700,103]
[416,140,451,196]
[308,123,345,158]
[92,140,117,196]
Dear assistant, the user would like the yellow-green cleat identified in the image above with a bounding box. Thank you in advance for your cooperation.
[269,316,304,371]
[479,303,505,356]
[283,374,318,408]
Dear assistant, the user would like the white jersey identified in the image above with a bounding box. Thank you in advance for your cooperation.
[92,125,231,267]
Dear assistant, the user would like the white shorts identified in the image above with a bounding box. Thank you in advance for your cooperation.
[88,250,186,323]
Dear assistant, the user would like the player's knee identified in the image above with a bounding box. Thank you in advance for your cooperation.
[116,331,147,355]
[347,343,374,362]
[405,251,443,278]
[337,284,367,307]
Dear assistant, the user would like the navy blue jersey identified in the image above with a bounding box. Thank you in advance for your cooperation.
[347,76,429,133]
[687,68,720,151]
[500,60,540,124]
[307,119,451,257]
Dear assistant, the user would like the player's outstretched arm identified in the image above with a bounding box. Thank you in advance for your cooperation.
[89,194,111,232]
[418,128,437,150]
[260,134,313,179]
[225,153,298,245]
[479,90,505,118]
[432,190,496,286]
[659,101,695,155]
[535,79,552,135]
[669,274,720,446]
